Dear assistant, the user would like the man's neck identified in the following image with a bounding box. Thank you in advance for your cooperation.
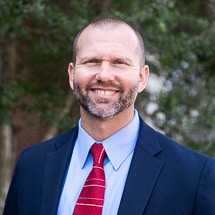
[80,107,134,142]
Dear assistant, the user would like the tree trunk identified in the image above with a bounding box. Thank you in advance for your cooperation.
[0,124,14,213]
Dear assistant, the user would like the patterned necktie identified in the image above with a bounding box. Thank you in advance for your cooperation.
[73,143,106,215]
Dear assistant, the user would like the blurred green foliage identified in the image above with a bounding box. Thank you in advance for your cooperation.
[0,0,214,155]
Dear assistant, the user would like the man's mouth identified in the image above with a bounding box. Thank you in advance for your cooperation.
[94,89,116,96]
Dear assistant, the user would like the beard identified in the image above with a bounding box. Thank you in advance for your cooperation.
[73,80,138,119]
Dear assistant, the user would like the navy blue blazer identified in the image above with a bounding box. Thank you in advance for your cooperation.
[3,117,215,215]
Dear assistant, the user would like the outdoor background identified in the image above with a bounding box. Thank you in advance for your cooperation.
[0,0,215,212]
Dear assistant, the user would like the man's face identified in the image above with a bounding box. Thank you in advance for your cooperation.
[69,24,149,119]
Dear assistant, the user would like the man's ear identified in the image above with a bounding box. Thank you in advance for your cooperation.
[138,65,149,93]
[68,62,75,90]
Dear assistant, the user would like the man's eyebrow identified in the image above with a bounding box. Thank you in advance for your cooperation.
[78,56,133,63]
[111,56,133,64]
[78,56,97,62]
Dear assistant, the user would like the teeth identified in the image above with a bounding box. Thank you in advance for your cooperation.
[95,89,115,95]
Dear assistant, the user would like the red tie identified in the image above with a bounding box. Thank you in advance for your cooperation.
[73,143,106,215]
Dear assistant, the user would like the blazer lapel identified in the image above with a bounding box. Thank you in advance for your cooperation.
[40,127,78,215]
[117,119,164,215]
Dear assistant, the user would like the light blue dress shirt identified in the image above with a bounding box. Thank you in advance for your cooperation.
[57,110,140,215]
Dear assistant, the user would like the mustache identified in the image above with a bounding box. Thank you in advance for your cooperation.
[86,81,123,91]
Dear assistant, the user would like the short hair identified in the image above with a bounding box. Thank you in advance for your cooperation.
[72,16,145,66]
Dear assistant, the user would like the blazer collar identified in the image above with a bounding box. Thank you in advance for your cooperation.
[117,118,164,215]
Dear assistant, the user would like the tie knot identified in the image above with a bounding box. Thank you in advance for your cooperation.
[90,143,106,166]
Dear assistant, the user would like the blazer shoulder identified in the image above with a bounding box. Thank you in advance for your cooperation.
[138,117,212,164]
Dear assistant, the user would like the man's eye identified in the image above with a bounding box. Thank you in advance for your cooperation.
[85,59,100,64]
[115,60,123,64]
[114,60,127,65]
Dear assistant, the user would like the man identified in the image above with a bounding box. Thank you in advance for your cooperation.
[3,16,215,215]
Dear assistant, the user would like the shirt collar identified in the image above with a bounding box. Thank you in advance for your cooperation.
[76,110,140,170]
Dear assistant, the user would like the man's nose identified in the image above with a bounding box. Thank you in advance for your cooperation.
[95,61,115,82]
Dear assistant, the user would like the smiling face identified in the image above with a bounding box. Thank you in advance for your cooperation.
[68,24,149,119]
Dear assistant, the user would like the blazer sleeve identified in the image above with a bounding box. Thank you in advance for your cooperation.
[3,161,19,215]
[194,157,215,214]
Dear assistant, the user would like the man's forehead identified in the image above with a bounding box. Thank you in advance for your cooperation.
[77,26,139,55]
